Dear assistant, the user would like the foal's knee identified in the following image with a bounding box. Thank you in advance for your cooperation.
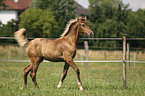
[30,72,32,77]
[75,68,80,74]
[30,73,36,79]
[24,68,29,75]
[62,72,67,77]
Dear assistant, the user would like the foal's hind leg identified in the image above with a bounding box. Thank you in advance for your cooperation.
[21,63,32,89]
[29,57,43,88]
[57,62,70,88]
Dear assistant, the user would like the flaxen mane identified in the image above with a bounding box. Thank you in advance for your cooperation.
[60,18,78,37]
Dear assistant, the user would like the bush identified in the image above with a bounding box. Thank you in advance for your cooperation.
[19,8,59,38]
[0,19,17,37]
[0,20,18,44]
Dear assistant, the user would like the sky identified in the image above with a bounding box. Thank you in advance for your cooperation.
[75,0,145,11]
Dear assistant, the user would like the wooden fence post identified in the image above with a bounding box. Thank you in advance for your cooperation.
[123,36,126,90]
[84,41,88,67]
[104,51,106,60]
[136,51,138,60]
[134,52,136,67]
[127,43,130,69]
[8,47,11,60]
[81,53,83,65]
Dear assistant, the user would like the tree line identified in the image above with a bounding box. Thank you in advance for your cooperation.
[0,0,145,48]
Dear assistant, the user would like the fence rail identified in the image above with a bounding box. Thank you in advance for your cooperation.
[0,60,145,63]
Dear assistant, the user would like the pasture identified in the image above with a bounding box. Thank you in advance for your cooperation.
[0,45,145,95]
[0,61,144,96]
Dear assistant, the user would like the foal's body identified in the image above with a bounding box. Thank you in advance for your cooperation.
[27,38,67,62]
[14,17,93,90]
[27,31,77,62]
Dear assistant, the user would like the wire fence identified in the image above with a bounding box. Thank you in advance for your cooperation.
[0,37,145,64]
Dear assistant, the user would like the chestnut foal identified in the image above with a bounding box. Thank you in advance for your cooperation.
[14,17,93,90]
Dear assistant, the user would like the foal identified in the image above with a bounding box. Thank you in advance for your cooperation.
[14,17,93,90]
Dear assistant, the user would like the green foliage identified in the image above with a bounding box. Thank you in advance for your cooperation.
[31,0,52,10]
[31,0,76,32]
[0,0,7,8]
[88,0,145,48]
[19,8,59,38]
[88,0,128,37]
[125,9,145,48]
[127,9,145,38]
[0,19,17,37]
[0,20,17,43]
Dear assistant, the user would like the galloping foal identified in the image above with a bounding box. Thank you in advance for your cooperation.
[14,17,94,90]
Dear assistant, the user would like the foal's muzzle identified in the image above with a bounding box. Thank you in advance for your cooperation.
[87,31,94,37]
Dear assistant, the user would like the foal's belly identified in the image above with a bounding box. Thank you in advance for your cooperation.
[44,56,64,62]
[42,50,64,62]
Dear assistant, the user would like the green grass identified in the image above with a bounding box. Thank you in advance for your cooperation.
[0,61,144,96]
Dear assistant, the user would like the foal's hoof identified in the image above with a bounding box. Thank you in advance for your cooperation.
[19,86,26,89]
[79,86,84,91]
[35,86,39,89]
[57,85,61,89]
[57,81,62,89]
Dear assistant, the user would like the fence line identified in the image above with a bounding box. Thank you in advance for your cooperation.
[0,60,145,63]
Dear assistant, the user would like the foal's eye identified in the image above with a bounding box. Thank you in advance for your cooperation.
[82,24,85,27]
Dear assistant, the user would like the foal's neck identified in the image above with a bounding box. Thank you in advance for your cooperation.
[65,24,79,48]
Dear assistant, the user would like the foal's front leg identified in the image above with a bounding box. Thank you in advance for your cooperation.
[65,57,84,91]
[57,62,70,88]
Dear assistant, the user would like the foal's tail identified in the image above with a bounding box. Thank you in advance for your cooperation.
[14,28,28,47]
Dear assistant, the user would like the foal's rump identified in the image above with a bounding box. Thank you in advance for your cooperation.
[26,38,64,62]
[26,38,43,58]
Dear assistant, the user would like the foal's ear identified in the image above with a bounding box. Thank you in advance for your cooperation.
[84,16,87,21]
[76,16,79,21]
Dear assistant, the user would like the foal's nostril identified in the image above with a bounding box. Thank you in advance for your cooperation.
[90,32,94,37]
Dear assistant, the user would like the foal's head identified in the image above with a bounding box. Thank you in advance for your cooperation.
[77,17,94,37]
[61,17,94,37]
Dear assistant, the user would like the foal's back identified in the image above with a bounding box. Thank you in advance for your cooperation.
[26,38,73,62]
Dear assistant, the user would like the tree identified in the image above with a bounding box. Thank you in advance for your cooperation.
[0,19,17,37]
[0,19,17,43]
[126,9,145,47]
[127,9,145,38]
[88,0,130,47]
[89,0,123,22]
[19,8,59,38]
[0,0,7,8]
[31,0,76,32]
[31,0,52,10]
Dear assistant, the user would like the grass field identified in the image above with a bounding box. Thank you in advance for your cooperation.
[0,61,144,96]
[0,45,145,95]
